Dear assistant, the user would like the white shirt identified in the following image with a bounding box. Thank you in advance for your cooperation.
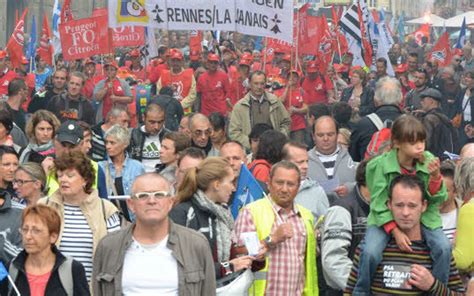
[441,208,458,244]
[141,126,162,172]
[462,92,471,122]
[122,236,179,296]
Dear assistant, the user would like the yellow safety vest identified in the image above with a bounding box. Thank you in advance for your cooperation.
[247,197,318,296]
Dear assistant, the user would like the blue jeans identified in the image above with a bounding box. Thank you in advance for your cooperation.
[353,225,451,295]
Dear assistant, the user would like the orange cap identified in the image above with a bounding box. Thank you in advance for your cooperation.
[207,53,220,62]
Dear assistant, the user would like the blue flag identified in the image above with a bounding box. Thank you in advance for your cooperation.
[0,262,8,281]
[455,17,466,49]
[26,15,37,71]
[52,0,62,54]
[397,12,405,43]
[230,164,265,219]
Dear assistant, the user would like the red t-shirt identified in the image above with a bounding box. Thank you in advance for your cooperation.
[228,75,249,105]
[83,75,102,100]
[273,87,306,131]
[197,70,230,116]
[302,75,334,105]
[27,271,51,296]
[148,63,169,84]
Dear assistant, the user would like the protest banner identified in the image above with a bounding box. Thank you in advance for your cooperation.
[38,14,54,66]
[111,26,146,48]
[6,9,28,69]
[108,0,294,43]
[59,15,110,61]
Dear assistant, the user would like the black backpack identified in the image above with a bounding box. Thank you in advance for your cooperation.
[427,112,460,160]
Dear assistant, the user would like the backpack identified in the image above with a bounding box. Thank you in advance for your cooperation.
[364,113,393,159]
[8,257,74,296]
[426,112,460,160]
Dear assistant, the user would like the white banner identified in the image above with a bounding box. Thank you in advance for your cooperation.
[108,0,293,43]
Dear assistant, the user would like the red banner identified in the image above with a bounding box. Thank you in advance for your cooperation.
[111,26,145,48]
[59,15,110,61]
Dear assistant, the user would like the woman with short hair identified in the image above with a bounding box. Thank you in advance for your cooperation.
[13,162,46,208]
[20,110,60,164]
[0,204,90,295]
[99,124,144,221]
[39,151,120,282]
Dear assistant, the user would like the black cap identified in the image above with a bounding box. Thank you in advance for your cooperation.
[56,120,84,145]
[420,88,442,102]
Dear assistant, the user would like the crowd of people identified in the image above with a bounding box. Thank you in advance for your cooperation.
[0,29,473,295]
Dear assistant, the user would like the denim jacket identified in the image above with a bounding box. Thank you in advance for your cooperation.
[99,154,145,196]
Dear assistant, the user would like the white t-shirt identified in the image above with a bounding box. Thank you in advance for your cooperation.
[441,208,458,244]
[141,126,162,172]
[122,236,179,296]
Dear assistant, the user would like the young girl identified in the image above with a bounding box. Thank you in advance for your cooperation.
[353,115,451,293]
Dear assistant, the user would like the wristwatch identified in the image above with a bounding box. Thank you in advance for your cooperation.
[264,235,275,249]
[221,261,234,275]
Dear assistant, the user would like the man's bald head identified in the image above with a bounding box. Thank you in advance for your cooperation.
[131,172,171,194]
[189,113,211,148]
[460,143,474,160]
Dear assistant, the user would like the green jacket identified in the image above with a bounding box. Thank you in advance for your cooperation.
[366,149,446,229]
[228,92,291,150]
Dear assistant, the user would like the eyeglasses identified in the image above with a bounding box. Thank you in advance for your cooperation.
[19,227,45,236]
[192,129,211,137]
[12,179,36,186]
[132,191,172,201]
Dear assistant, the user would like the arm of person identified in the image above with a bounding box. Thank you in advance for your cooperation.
[111,81,133,104]
[228,106,251,149]
[321,206,354,290]
[291,102,308,115]
[277,102,291,136]
[93,80,108,101]
[180,76,197,110]
[453,203,474,272]
[365,156,395,225]
[200,236,217,296]
[409,264,465,296]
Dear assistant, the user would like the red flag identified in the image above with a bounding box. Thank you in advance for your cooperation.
[37,14,54,66]
[297,5,319,56]
[429,31,452,67]
[6,9,27,69]
[317,15,334,72]
[189,30,203,55]
[59,15,109,61]
[413,23,430,46]
[358,3,372,67]
[61,0,74,23]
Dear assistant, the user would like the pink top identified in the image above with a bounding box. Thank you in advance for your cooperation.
[27,271,51,296]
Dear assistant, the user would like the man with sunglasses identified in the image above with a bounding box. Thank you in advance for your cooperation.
[188,113,213,155]
[93,173,216,296]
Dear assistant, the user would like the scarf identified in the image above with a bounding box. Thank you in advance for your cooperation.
[194,189,234,262]
[19,141,55,163]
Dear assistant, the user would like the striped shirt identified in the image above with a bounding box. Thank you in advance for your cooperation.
[441,209,458,244]
[315,147,340,179]
[59,204,121,281]
[344,239,465,295]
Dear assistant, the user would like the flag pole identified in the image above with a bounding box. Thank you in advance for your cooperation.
[262,38,268,71]
[7,273,21,296]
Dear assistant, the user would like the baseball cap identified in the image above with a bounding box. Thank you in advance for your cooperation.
[84,58,96,65]
[170,50,184,60]
[104,61,119,70]
[207,53,220,62]
[20,56,29,65]
[420,88,442,102]
[56,120,84,145]
[395,63,408,73]
[189,50,200,61]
